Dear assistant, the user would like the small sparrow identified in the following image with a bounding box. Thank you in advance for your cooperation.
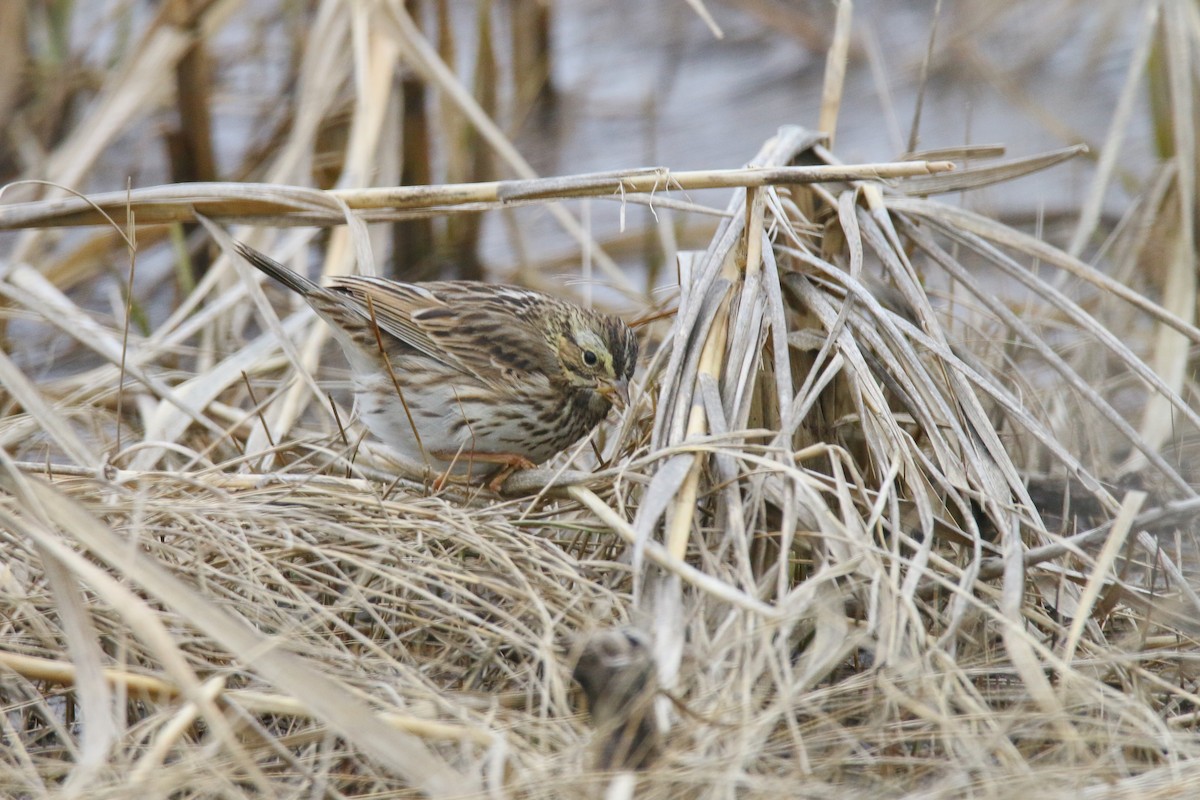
[233,241,639,491]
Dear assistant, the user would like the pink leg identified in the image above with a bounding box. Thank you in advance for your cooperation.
[430,450,537,493]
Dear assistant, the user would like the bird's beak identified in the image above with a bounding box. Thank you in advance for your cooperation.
[599,378,630,411]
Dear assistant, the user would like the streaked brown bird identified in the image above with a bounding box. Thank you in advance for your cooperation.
[234,242,639,491]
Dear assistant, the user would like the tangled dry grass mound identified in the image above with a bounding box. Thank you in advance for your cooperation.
[2,126,1200,798]
[4,2,1200,799]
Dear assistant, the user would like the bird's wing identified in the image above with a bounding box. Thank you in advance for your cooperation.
[329,279,558,386]
[329,277,450,361]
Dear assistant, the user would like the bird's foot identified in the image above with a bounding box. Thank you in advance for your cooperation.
[430,451,537,493]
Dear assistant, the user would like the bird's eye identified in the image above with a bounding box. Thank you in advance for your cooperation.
[582,349,599,367]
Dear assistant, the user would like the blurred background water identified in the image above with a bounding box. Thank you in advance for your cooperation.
[0,0,1168,378]
[3,1,1151,270]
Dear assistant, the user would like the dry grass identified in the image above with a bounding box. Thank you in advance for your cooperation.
[3,2,1200,798]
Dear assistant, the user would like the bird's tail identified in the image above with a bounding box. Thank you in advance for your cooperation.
[234,241,324,298]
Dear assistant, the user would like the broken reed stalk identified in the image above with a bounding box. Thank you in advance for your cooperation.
[663,189,763,561]
[0,161,954,230]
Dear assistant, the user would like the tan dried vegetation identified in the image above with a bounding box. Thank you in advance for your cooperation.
[1,1,1199,798]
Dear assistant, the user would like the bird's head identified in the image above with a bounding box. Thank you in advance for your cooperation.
[557,313,639,410]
